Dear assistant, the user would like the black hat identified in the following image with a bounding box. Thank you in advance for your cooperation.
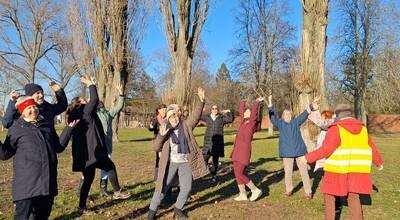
[24,83,43,96]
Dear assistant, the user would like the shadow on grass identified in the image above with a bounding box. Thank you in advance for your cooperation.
[53,180,154,220]
[156,157,283,218]
[120,137,154,142]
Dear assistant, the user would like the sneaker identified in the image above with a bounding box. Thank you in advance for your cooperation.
[233,193,248,201]
[249,188,262,201]
[305,193,313,200]
[173,208,188,220]
[113,190,131,200]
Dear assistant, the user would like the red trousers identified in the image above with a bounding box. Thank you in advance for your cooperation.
[233,161,250,184]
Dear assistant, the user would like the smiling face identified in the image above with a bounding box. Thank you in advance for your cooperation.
[211,105,219,116]
[21,105,39,121]
[31,90,44,105]
[168,113,180,128]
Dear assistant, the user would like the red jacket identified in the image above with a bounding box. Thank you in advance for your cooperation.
[305,118,383,196]
[231,100,260,166]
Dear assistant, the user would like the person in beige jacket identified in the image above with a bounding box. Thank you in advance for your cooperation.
[148,88,210,220]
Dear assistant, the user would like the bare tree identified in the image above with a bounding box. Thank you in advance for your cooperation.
[231,0,295,136]
[0,0,62,83]
[67,0,150,141]
[297,0,328,150]
[160,0,209,107]
[337,0,382,123]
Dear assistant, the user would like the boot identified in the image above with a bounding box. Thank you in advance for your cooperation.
[100,178,110,197]
[173,208,188,220]
[148,209,157,220]
[234,184,248,201]
[246,181,262,201]
[76,177,84,196]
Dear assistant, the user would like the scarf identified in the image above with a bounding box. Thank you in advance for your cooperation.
[168,121,190,154]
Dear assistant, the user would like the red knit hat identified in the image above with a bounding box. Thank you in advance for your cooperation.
[15,97,36,113]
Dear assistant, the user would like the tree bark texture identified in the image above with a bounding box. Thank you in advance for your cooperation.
[160,0,209,107]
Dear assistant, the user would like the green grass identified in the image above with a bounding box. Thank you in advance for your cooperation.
[0,127,399,219]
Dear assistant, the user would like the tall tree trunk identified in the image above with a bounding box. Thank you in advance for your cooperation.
[300,0,328,152]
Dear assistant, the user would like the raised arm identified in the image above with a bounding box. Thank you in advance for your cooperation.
[222,111,234,124]
[249,100,261,122]
[268,106,282,128]
[239,100,246,120]
[109,95,125,118]
[83,85,99,115]
[186,87,205,129]
[2,90,21,128]
[108,83,125,118]
[0,132,17,160]
[48,81,68,115]
[308,110,333,130]
[2,99,19,129]
[293,109,310,126]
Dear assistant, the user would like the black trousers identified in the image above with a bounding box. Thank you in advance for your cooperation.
[14,195,54,220]
[79,158,120,208]
[203,154,219,175]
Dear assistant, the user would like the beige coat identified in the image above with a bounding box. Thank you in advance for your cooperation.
[153,97,210,193]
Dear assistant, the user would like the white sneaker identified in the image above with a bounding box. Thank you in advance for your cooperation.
[249,188,262,201]
[234,193,248,201]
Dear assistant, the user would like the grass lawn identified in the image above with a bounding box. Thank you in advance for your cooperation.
[0,127,399,219]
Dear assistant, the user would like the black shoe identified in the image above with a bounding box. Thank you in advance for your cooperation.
[100,179,110,197]
[173,208,188,220]
[148,209,157,220]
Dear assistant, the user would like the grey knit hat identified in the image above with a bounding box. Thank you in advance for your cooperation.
[334,104,353,120]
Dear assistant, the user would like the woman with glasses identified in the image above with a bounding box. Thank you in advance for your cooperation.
[200,105,233,181]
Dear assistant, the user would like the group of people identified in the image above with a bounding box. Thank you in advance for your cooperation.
[147,90,383,220]
[0,77,384,220]
[0,75,130,220]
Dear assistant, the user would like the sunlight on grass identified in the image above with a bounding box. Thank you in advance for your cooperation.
[0,127,399,219]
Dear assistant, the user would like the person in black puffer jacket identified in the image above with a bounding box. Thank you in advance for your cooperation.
[0,97,77,220]
[200,105,233,180]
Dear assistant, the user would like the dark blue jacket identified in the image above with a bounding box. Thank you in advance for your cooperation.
[0,118,72,201]
[2,89,68,128]
[269,107,309,158]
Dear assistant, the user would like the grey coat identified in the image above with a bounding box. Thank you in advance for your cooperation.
[153,97,210,193]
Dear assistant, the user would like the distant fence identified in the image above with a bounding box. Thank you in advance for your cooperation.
[367,114,400,133]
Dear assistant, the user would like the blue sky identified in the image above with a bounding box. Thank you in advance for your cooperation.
[141,0,304,79]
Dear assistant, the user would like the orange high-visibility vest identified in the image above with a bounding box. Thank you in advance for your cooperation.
[324,125,372,174]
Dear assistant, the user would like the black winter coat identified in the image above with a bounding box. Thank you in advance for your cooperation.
[2,89,68,129]
[0,118,72,201]
[66,85,108,172]
[201,112,234,157]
